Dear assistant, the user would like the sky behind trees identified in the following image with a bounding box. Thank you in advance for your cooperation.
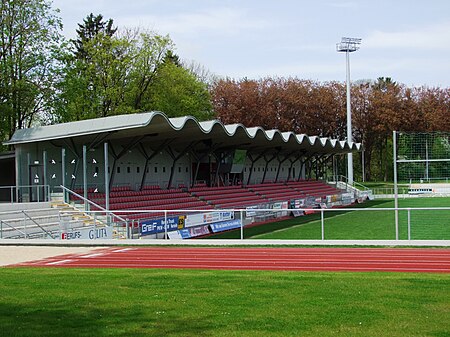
[52,0,450,87]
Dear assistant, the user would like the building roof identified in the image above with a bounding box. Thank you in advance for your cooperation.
[4,111,361,155]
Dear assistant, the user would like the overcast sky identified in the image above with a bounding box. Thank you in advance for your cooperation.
[51,0,450,87]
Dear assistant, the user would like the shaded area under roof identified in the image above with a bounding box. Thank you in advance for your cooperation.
[4,111,361,155]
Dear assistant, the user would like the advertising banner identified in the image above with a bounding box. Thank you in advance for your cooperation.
[185,211,234,228]
[245,205,258,217]
[272,202,283,210]
[210,219,242,233]
[168,231,182,240]
[341,192,354,205]
[178,225,210,239]
[141,216,180,236]
[292,210,305,217]
[61,226,113,240]
[290,198,305,209]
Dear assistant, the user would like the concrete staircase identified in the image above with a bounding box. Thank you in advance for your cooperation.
[0,201,105,239]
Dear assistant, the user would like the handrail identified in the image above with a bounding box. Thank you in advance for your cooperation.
[352,180,370,191]
[60,185,128,225]
[0,184,51,203]
[21,210,55,239]
[331,175,370,190]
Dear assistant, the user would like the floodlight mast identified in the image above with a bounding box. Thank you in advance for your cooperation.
[336,37,361,186]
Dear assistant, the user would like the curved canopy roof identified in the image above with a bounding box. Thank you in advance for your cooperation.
[5,111,361,155]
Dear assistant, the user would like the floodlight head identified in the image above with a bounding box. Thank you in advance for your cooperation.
[336,37,362,52]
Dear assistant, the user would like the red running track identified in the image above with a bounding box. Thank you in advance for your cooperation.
[14,247,450,273]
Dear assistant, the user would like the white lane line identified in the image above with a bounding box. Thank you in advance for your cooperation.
[80,253,104,258]
[46,259,73,265]
[113,248,135,253]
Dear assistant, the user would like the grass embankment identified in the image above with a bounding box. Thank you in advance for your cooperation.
[1,268,449,337]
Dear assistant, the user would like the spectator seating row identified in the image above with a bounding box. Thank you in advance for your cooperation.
[286,181,341,197]
[72,180,343,222]
[188,185,268,209]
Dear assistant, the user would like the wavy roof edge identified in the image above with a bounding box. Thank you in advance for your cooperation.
[4,111,361,151]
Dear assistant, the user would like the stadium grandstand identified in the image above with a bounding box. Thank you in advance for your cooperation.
[1,111,361,239]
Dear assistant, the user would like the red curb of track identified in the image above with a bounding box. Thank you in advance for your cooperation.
[13,247,450,273]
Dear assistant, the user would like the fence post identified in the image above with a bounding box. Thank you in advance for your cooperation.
[0,220,3,239]
[126,219,129,239]
[407,209,411,240]
[24,213,27,239]
[137,220,140,239]
[164,210,168,240]
[58,212,62,240]
[240,210,244,240]
[393,130,399,240]
[93,212,97,240]
[321,209,325,240]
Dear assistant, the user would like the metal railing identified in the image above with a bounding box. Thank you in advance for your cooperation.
[60,185,129,235]
[329,175,373,200]
[0,184,51,203]
[21,210,56,239]
[54,206,449,242]
[0,209,58,239]
[1,196,448,241]
[0,219,28,239]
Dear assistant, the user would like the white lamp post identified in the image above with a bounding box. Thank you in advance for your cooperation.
[336,37,361,185]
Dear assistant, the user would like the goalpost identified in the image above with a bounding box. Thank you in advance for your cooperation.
[393,131,450,239]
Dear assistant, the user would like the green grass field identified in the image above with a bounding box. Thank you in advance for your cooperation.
[207,198,450,240]
[1,198,448,336]
[1,267,449,337]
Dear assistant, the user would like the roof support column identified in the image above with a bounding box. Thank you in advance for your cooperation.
[275,151,295,183]
[246,152,265,186]
[83,145,88,211]
[104,142,109,213]
[61,148,66,203]
[297,154,314,181]
[286,153,304,182]
[167,142,196,189]
[318,154,333,180]
[107,136,147,190]
[261,153,277,184]
[42,150,48,201]
[211,152,223,187]
[139,141,171,190]
[313,154,328,180]
[190,151,208,188]
[306,157,314,179]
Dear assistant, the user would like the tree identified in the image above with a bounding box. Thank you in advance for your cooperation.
[124,30,173,111]
[211,76,450,182]
[55,24,212,121]
[55,31,133,120]
[183,59,218,87]
[211,77,347,136]
[0,0,64,146]
[74,13,117,60]
[144,61,213,119]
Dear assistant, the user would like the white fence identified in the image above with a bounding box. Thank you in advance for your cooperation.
[1,199,448,242]
[27,206,447,242]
